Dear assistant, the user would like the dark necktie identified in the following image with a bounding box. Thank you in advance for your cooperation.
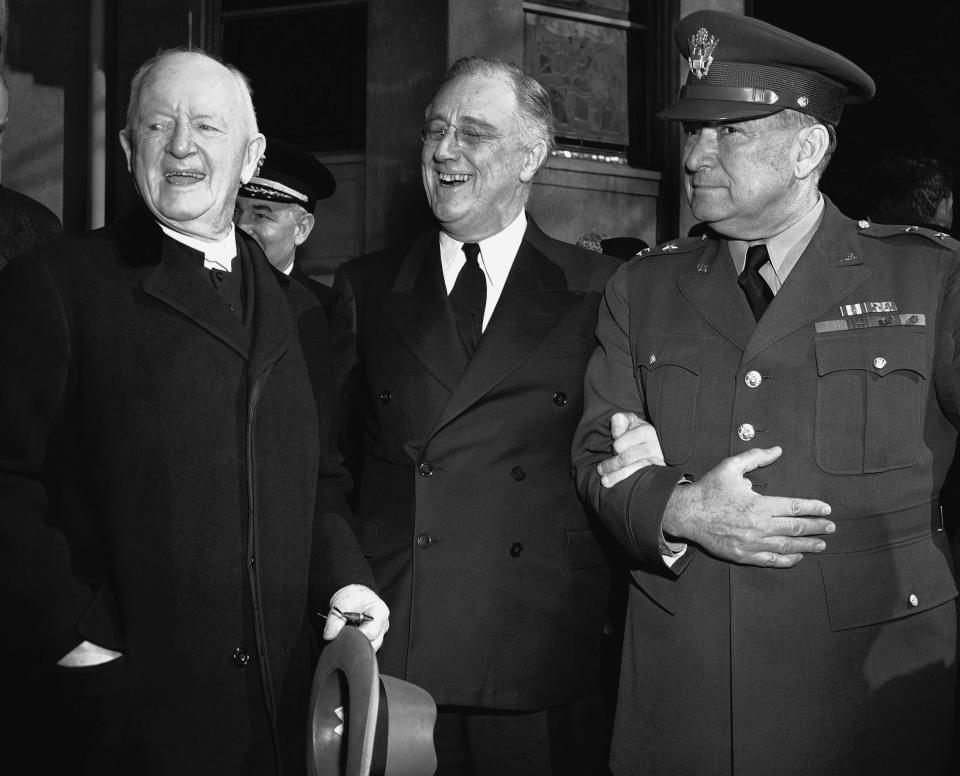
[738,243,774,321]
[448,242,486,356]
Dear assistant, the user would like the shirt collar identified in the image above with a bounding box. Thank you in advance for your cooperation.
[159,222,238,272]
[439,210,527,291]
[729,195,825,288]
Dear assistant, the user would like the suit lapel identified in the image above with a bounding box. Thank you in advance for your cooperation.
[431,229,582,433]
[742,203,871,364]
[382,231,470,391]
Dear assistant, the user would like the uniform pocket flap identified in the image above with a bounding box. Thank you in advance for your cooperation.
[818,535,957,631]
[567,529,607,569]
[814,328,927,378]
[638,337,705,375]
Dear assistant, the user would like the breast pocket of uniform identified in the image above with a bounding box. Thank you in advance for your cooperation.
[636,337,705,464]
[814,327,928,474]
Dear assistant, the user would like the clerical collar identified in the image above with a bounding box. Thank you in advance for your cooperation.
[158,222,238,272]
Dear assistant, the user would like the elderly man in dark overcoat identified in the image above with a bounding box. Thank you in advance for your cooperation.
[573,11,959,776]
[0,49,387,775]
[333,56,621,775]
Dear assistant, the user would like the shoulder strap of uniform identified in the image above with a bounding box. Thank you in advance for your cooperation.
[856,219,960,250]
[632,234,708,260]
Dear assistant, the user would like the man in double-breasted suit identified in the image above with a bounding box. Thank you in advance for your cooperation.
[334,56,621,775]
[0,49,387,775]
[573,11,959,776]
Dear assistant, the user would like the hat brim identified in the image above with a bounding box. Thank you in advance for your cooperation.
[657,100,785,123]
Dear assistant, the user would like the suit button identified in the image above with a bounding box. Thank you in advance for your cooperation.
[509,542,524,557]
[553,391,567,407]
[744,370,762,388]
[379,390,392,404]
[510,466,526,481]
[873,356,887,370]
[415,533,433,549]
[418,462,434,477]
[232,647,252,667]
[737,423,755,442]
[908,593,919,607]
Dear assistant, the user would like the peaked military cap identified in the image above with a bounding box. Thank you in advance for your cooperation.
[240,136,336,212]
[658,10,875,125]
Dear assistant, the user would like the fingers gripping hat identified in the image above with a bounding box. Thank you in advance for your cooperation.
[307,626,438,776]
[658,10,875,125]
[240,136,336,213]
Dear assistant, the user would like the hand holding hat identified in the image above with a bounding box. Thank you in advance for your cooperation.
[324,584,390,651]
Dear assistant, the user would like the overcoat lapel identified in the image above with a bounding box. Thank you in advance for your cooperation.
[431,233,581,433]
[242,235,292,379]
[382,231,470,391]
[742,203,871,364]
[141,230,251,358]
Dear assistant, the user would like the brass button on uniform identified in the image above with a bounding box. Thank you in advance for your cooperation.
[418,462,434,477]
[744,370,762,388]
[737,423,755,442]
[379,390,392,404]
[873,356,887,370]
[232,647,252,667]
[509,542,524,557]
[415,533,433,549]
[510,466,526,481]
[908,593,919,607]
[553,392,567,407]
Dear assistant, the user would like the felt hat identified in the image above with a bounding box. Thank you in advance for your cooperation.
[240,136,336,213]
[307,626,437,776]
[658,10,875,125]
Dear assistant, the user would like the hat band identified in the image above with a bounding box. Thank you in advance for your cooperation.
[246,176,309,204]
[679,84,784,107]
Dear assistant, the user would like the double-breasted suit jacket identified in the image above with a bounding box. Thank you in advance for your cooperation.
[334,217,621,709]
[0,206,372,775]
[574,198,960,775]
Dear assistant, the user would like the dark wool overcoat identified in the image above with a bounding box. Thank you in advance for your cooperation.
[0,206,372,775]
[333,217,621,710]
[574,198,960,776]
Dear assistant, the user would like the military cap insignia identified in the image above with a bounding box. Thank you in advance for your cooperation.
[688,27,718,79]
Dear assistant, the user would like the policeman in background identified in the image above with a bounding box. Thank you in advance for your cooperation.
[574,10,959,775]
[236,135,337,309]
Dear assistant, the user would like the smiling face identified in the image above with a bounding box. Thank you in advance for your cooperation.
[234,197,314,273]
[120,52,265,241]
[681,113,813,240]
[420,72,546,242]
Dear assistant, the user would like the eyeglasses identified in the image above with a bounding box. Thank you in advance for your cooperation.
[419,121,493,149]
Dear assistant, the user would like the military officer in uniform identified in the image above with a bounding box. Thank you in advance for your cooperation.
[235,136,337,310]
[573,11,959,776]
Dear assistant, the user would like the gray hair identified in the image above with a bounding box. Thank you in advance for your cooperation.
[772,109,837,181]
[124,47,258,137]
[437,56,555,157]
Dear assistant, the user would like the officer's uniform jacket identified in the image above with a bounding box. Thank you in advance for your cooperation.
[334,217,621,709]
[573,197,960,775]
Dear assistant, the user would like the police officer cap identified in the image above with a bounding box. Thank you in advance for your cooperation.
[658,10,875,125]
[239,136,335,213]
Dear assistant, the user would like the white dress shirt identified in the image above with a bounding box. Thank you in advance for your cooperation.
[438,210,527,331]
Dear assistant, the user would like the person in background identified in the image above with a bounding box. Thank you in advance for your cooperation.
[235,135,338,312]
[333,55,621,775]
[865,153,954,234]
[574,10,958,775]
[0,48,386,776]
[0,72,62,271]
